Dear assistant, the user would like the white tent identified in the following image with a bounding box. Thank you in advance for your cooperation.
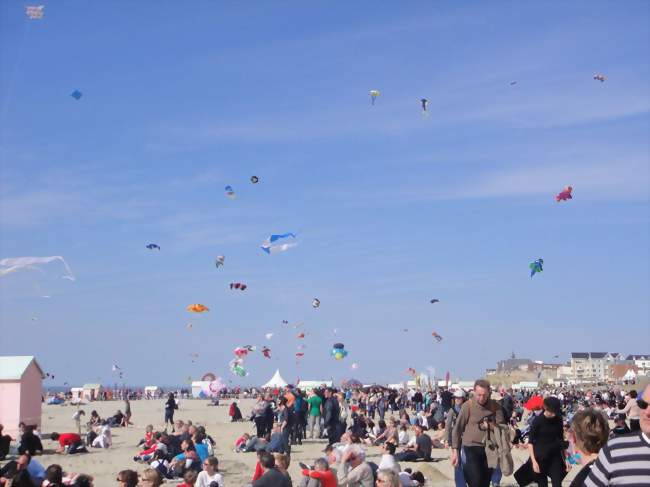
[262,369,288,388]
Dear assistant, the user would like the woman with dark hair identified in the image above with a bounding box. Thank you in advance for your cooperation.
[116,469,138,487]
[43,464,63,486]
[514,396,568,487]
[165,393,178,429]
[568,408,609,487]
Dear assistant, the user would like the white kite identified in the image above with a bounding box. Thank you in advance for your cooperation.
[0,256,75,280]
[26,5,44,19]
[265,333,274,340]
[261,233,297,255]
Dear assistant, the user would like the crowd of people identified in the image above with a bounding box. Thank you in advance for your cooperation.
[1,380,649,486]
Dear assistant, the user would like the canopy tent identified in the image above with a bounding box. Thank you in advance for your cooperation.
[262,369,288,388]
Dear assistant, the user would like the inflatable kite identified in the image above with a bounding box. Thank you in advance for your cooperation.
[225,185,236,199]
[430,299,440,304]
[261,346,271,358]
[234,345,255,358]
[331,343,348,360]
[215,255,225,268]
[593,74,606,82]
[70,90,82,100]
[261,233,297,254]
[529,258,544,278]
[420,98,429,113]
[146,244,160,250]
[26,5,44,19]
[201,372,217,382]
[230,282,247,291]
[251,176,259,184]
[555,186,573,202]
[187,304,209,313]
[229,358,248,377]
[295,352,304,358]
[369,90,380,105]
[0,256,75,280]
[297,332,305,339]
[432,332,443,342]
[312,298,320,309]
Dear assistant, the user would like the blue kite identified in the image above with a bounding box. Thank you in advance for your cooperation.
[70,90,82,100]
[146,244,160,250]
[261,233,297,255]
[529,258,544,278]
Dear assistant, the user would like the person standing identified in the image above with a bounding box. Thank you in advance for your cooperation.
[514,396,568,487]
[307,390,323,439]
[567,408,609,486]
[451,380,505,487]
[324,388,341,445]
[445,389,467,487]
[165,393,178,430]
[617,390,641,432]
[277,398,293,455]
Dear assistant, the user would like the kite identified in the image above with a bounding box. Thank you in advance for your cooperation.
[403,328,409,332]
[234,345,255,358]
[430,299,440,304]
[187,304,209,313]
[229,358,248,377]
[111,364,121,372]
[0,256,75,280]
[593,74,606,82]
[333,328,338,334]
[297,332,305,339]
[295,352,304,358]
[369,90,380,105]
[432,332,443,342]
[555,186,573,202]
[351,362,359,370]
[207,379,225,395]
[251,176,259,184]
[297,344,306,350]
[201,372,217,382]
[331,343,348,360]
[407,367,417,376]
[261,346,271,358]
[529,258,544,278]
[282,320,289,325]
[312,298,320,309]
[420,98,429,113]
[265,333,274,340]
[186,323,193,330]
[70,90,82,100]
[45,372,54,380]
[31,316,38,321]
[510,81,518,86]
[225,185,236,199]
[229,282,247,291]
[146,244,160,250]
[261,233,297,254]
[189,353,199,363]
[25,5,44,19]
[215,255,225,268]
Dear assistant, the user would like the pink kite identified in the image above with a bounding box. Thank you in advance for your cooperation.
[555,186,573,202]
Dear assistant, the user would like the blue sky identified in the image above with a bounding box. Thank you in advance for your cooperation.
[1,1,648,388]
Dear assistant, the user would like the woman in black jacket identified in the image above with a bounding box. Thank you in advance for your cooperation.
[514,396,568,487]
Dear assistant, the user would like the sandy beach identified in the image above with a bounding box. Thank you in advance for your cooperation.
[27,398,587,486]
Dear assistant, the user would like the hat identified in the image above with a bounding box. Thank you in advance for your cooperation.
[453,389,465,398]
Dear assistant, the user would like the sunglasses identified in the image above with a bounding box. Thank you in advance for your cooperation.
[638,399,649,410]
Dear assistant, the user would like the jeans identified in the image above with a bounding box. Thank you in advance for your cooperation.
[462,446,492,487]
[308,415,321,438]
[454,447,467,487]
[281,428,291,455]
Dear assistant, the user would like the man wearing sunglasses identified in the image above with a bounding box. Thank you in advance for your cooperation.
[584,383,650,486]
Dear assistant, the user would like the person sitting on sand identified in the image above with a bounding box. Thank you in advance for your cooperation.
[0,424,10,460]
[266,424,285,453]
[193,432,209,463]
[91,421,112,449]
[116,469,138,487]
[178,470,198,487]
[235,433,250,452]
[18,425,43,456]
[50,432,87,455]
[229,401,243,422]
[252,451,291,487]
[139,468,163,487]
[134,432,168,462]
[377,442,400,475]
[170,439,200,477]
[299,457,337,487]
[88,411,101,427]
[395,425,432,462]
[196,456,223,487]
[138,424,155,448]
[274,453,291,483]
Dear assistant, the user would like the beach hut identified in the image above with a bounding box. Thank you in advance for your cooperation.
[262,369,288,388]
[0,355,45,438]
[70,387,84,401]
[82,383,102,401]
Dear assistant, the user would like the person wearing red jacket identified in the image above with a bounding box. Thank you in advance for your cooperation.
[300,457,337,487]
